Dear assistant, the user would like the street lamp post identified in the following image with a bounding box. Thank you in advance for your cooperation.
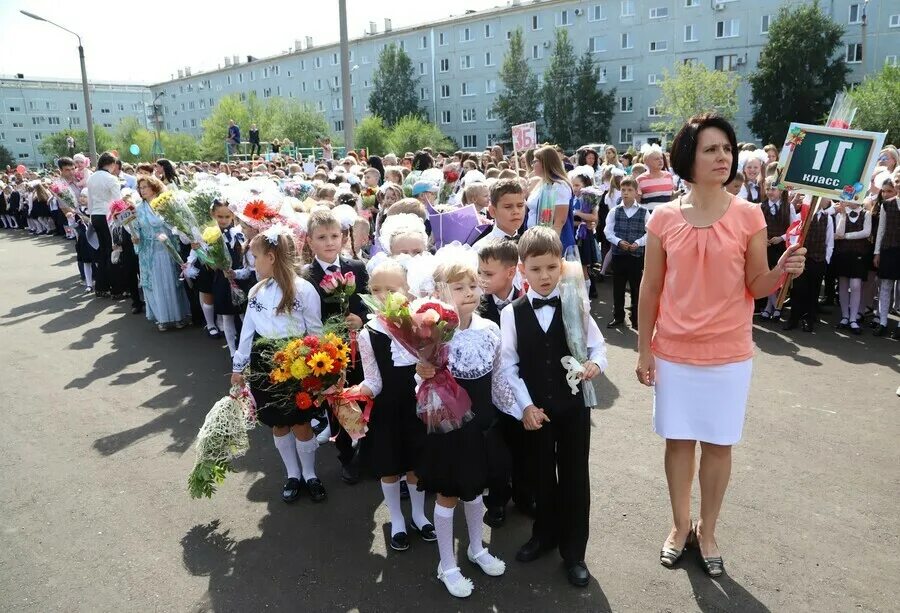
[20,10,98,165]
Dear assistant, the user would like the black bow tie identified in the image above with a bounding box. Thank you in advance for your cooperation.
[532,296,560,310]
[326,264,339,272]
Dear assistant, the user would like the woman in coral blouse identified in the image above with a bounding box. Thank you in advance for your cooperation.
[636,113,807,578]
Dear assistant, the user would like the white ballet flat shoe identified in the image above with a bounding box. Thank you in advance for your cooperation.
[316,424,332,444]
[436,563,473,598]
[467,546,506,576]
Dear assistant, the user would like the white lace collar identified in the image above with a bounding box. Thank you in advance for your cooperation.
[449,314,500,380]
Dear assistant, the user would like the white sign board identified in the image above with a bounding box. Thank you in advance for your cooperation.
[512,122,537,152]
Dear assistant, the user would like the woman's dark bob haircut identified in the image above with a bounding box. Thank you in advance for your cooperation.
[670,112,738,185]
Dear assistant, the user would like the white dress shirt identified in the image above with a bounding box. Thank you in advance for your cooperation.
[498,287,608,419]
[835,208,872,241]
[874,199,899,254]
[764,200,801,224]
[492,285,519,310]
[357,319,417,396]
[604,202,649,247]
[232,276,323,372]
[473,225,518,252]
[85,169,121,216]
[315,256,341,272]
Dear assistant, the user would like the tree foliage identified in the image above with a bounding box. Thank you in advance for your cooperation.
[748,2,848,144]
[494,28,541,137]
[355,116,391,155]
[848,65,900,148]
[386,115,454,155]
[39,126,115,160]
[542,29,578,148]
[368,44,422,127]
[572,51,616,145]
[651,62,740,135]
[0,144,15,169]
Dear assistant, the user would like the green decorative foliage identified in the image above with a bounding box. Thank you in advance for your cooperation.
[848,65,900,147]
[493,28,541,137]
[652,62,740,135]
[368,44,422,127]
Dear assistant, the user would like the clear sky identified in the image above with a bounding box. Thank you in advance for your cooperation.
[0,0,502,84]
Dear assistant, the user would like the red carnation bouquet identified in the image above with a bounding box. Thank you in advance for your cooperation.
[320,270,359,365]
[361,292,472,433]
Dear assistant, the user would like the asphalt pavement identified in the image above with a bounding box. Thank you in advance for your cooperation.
[0,231,897,613]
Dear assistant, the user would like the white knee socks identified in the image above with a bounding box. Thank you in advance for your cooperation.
[463,496,486,555]
[295,437,318,481]
[220,315,237,356]
[83,265,94,289]
[200,301,216,329]
[380,480,406,536]
[839,277,863,322]
[434,504,460,579]
[407,482,430,528]
[879,280,894,326]
[273,432,301,480]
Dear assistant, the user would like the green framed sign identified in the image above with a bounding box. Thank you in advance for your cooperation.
[777,123,886,202]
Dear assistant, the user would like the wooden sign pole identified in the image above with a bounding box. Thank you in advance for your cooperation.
[776,195,821,309]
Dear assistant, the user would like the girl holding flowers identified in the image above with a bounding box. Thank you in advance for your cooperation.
[230,227,326,503]
[132,175,191,331]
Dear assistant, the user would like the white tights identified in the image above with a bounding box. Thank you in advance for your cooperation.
[838,277,862,322]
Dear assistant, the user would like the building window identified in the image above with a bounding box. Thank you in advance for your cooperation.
[420,88,429,101]
[200,99,206,109]
[441,110,451,124]
[716,19,740,39]
[439,32,447,45]
[461,26,472,42]
[71,118,80,126]
[461,55,472,69]
[619,96,633,112]
[440,84,450,98]
[485,23,493,38]
[532,15,541,30]
[649,40,667,52]
[301,82,307,93]
[182,120,188,128]
[332,75,339,88]
[619,128,633,144]
[714,54,739,71]
[333,98,342,111]
[486,109,497,121]
[761,15,771,34]
[621,33,632,49]
[440,58,450,72]
[485,79,497,93]
[506,30,512,40]
[317,100,324,112]
[461,82,474,96]
[890,14,900,28]
[463,135,477,148]
[420,35,428,49]
[685,0,699,6]
[315,57,322,69]
[263,87,272,98]
[683,57,699,66]
[250,71,256,81]
[590,36,607,53]
[558,10,572,26]
[226,75,232,85]
[598,67,608,83]
[886,55,898,66]
[69,102,78,110]
[589,5,605,21]
[399,40,406,51]
[620,65,633,81]
[419,62,427,75]
[684,24,697,42]
[15,138,27,144]
[462,108,477,123]
[846,43,863,63]
[648,106,661,117]
[532,44,542,60]
[11,122,23,128]
[33,132,42,140]
[848,4,863,24]
[649,7,668,19]
[648,73,660,85]
[621,1,635,17]
[487,133,498,144]
[190,119,197,127]
[485,51,494,66]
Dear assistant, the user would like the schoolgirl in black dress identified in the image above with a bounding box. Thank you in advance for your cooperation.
[351,259,430,552]
[833,202,872,333]
[190,200,241,345]
[415,257,510,599]
[231,229,325,503]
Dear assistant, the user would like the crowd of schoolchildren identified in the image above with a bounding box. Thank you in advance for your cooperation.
[2,138,898,597]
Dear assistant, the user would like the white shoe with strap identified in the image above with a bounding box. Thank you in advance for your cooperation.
[467,546,506,576]
[436,563,473,598]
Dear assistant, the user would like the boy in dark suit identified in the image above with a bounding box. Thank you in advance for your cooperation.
[303,209,369,484]
[498,226,607,587]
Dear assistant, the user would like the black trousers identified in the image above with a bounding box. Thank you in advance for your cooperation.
[528,403,591,563]
[51,209,67,235]
[249,143,261,157]
[91,215,112,293]
[789,259,827,322]
[486,412,534,509]
[612,253,643,321]
[120,238,142,307]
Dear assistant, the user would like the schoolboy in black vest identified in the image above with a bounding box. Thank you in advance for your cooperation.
[604,176,647,329]
[784,202,834,332]
[499,226,607,588]
[303,210,370,484]
[476,239,533,526]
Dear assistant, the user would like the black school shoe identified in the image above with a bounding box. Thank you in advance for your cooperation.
[282,477,303,503]
[390,531,410,551]
[483,506,506,528]
[565,561,591,587]
[306,478,328,502]
[515,537,556,563]
[410,520,437,542]
[400,480,410,499]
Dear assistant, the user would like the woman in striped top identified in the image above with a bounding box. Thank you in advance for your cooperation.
[636,146,674,211]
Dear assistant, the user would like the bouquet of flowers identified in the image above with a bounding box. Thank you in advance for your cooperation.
[150,190,203,244]
[241,199,281,225]
[438,163,462,204]
[558,253,599,407]
[281,180,314,201]
[361,292,472,433]
[196,225,246,306]
[186,181,221,226]
[107,199,135,227]
[254,330,371,440]
[49,180,77,211]
[320,269,359,365]
[535,182,557,227]
[360,186,378,211]
[188,385,257,499]
[157,232,185,265]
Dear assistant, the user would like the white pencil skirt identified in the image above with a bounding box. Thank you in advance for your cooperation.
[652,356,753,446]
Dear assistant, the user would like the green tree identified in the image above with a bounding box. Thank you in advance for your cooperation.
[274,101,331,148]
[114,117,154,163]
[848,65,900,148]
[387,115,454,154]
[39,126,115,160]
[651,62,740,135]
[355,116,391,155]
[368,44,421,127]
[198,93,279,159]
[748,2,848,144]
[571,51,616,145]
[160,132,200,161]
[542,29,578,148]
[493,28,541,137]
[0,144,14,169]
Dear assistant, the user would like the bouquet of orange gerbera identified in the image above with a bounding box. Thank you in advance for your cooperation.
[254,328,372,439]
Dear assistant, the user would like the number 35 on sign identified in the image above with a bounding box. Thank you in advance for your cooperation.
[512,122,537,152]
[778,123,886,203]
